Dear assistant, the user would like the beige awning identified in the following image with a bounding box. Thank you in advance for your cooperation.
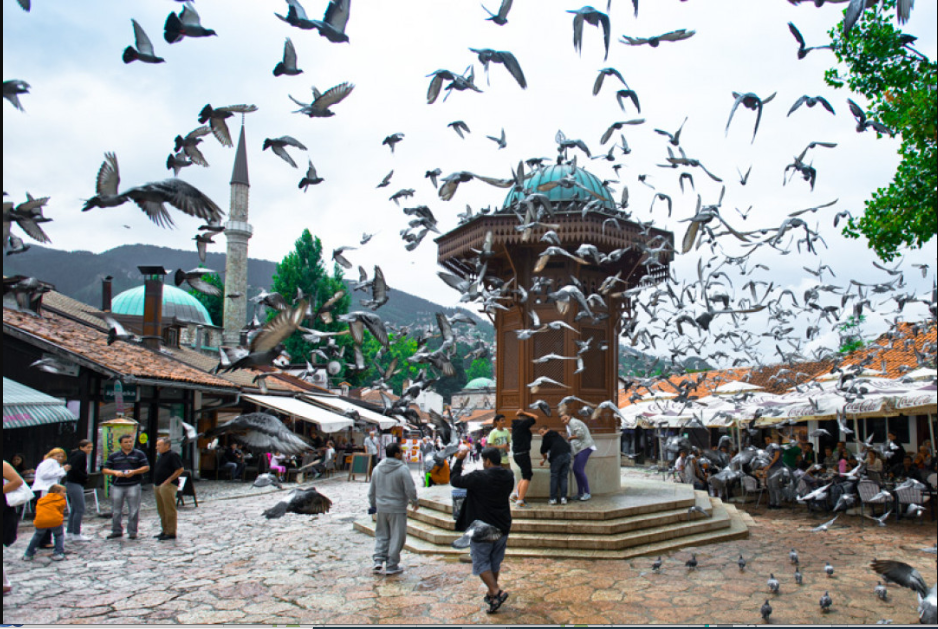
[243,394,353,433]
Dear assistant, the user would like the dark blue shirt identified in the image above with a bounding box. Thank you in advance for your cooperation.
[104,449,149,486]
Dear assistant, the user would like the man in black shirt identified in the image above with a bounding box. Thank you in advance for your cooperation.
[153,437,185,541]
[885,432,907,470]
[889,455,922,483]
[451,447,514,614]
[538,426,572,505]
[510,410,537,508]
[102,434,150,540]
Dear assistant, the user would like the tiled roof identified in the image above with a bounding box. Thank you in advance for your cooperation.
[617,321,936,408]
[831,321,936,379]
[3,306,236,390]
[458,409,497,424]
[618,362,832,408]
[165,346,313,394]
[40,291,109,330]
[33,290,323,394]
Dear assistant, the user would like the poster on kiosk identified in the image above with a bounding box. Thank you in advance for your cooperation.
[100,416,140,498]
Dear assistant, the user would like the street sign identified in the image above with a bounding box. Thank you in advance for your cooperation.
[103,381,138,402]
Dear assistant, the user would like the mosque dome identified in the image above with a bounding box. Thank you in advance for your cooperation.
[111,284,213,326]
[464,377,496,390]
[502,163,616,212]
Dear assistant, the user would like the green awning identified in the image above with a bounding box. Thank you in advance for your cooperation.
[2,377,77,429]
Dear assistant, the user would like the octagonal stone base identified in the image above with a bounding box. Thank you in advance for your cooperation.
[511,433,621,498]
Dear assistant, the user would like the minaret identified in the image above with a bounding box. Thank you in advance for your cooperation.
[223,122,253,345]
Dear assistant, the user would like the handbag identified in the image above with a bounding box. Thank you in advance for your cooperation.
[5,483,35,507]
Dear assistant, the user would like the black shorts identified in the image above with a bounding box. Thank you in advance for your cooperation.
[513,452,533,481]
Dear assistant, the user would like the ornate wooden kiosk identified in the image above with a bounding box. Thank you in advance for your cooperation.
[436,162,673,496]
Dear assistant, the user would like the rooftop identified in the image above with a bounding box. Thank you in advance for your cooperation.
[502,163,616,212]
[3,305,236,391]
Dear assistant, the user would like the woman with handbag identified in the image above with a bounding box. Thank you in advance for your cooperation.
[4,460,29,596]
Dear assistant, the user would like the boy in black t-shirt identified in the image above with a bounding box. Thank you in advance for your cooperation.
[510,410,537,508]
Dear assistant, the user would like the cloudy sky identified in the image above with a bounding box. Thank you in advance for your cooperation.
[3,0,935,362]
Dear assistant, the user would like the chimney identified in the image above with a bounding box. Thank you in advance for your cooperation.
[191,325,204,351]
[101,275,113,312]
[138,266,167,350]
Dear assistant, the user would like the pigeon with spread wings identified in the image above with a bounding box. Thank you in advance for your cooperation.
[199,104,258,147]
[82,152,224,229]
[205,412,310,456]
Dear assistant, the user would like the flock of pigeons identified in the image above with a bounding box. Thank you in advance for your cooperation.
[3,0,935,620]
[647,434,936,623]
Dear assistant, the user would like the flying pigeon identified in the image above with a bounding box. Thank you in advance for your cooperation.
[82,153,224,229]
[123,19,165,64]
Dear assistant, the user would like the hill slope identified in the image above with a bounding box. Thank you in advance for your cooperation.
[3,244,493,335]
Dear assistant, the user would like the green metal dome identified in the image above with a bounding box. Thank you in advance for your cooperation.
[502,163,616,211]
[464,377,496,390]
[111,284,213,325]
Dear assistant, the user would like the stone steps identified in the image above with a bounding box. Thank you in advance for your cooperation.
[353,479,750,560]
[408,491,713,536]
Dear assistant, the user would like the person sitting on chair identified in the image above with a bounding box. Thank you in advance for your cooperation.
[268,452,287,480]
[311,442,336,478]
[223,444,245,481]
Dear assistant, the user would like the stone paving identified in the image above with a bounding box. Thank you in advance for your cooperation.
[3,466,935,625]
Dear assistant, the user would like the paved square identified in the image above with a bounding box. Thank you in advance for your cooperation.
[3,467,934,625]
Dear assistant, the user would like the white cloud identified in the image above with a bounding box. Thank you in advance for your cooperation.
[3,0,935,368]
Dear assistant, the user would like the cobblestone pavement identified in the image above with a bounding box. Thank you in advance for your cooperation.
[3,466,935,625]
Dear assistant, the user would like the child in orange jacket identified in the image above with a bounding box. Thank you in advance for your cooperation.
[23,484,67,561]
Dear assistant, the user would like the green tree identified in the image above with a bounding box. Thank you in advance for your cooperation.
[838,314,866,354]
[466,357,493,381]
[348,334,422,392]
[269,229,351,368]
[187,271,224,327]
[825,0,937,261]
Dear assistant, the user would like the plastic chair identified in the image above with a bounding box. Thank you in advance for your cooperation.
[895,485,928,524]
[857,479,889,523]
[742,474,764,507]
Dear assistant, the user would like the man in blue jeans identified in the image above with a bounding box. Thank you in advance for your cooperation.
[538,426,572,505]
[451,446,513,614]
[102,434,150,540]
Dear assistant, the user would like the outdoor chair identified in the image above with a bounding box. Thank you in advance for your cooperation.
[742,474,764,508]
[857,478,890,523]
[83,473,103,514]
[214,448,234,481]
[285,453,317,483]
[795,478,822,515]
[895,485,929,524]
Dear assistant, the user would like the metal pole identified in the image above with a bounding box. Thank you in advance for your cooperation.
[928,413,936,458]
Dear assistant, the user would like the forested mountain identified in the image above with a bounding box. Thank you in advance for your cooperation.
[3,244,493,336]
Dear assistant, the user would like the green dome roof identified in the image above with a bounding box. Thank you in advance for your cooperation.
[111,284,213,325]
[464,377,496,390]
[502,164,616,211]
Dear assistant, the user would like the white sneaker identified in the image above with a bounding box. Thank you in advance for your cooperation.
[72,534,94,542]
[560,498,568,505]
[579,493,591,501]
[548,499,558,506]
